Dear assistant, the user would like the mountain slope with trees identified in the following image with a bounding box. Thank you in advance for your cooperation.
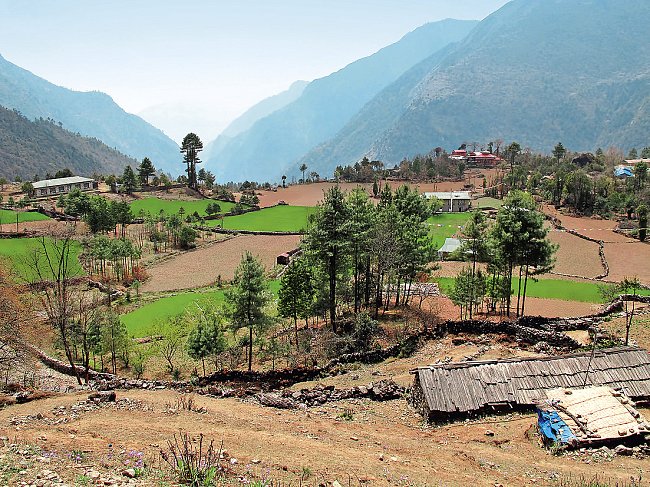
[0,54,179,174]
[0,105,136,180]
[307,0,650,172]
[204,19,479,182]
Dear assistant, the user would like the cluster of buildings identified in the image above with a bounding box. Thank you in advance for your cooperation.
[450,149,503,165]
[615,158,649,178]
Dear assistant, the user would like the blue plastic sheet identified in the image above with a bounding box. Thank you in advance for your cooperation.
[537,409,577,445]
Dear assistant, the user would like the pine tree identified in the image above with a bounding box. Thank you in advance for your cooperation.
[137,157,156,186]
[302,186,351,332]
[226,252,271,371]
[121,165,138,194]
[180,133,203,190]
[278,256,314,344]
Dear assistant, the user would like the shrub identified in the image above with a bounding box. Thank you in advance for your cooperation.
[160,432,225,486]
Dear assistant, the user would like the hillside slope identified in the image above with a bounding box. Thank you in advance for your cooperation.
[0,105,136,180]
[204,19,479,182]
[203,80,308,161]
[0,54,179,174]
[308,0,650,172]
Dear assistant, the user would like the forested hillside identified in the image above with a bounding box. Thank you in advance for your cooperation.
[0,54,179,174]
[0,105,136,180]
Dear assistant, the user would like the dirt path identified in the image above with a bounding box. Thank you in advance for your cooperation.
[0,389,646,486]
[141,234,301,292]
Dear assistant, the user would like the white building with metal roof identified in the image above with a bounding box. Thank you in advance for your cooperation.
[32,176,96,197]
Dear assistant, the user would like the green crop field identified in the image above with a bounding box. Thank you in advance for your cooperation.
[427,212,472,249]
[435,276,650,303]
[129,197,237,218]
[0,237,84,281]
[207,205,317,232]
[121,281,281,337]
[0,209,50,224]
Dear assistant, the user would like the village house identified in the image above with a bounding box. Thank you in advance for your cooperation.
[424,191,472,212]
[32,176,96,197]
[410,346,650,424]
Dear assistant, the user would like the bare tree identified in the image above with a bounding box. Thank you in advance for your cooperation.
[24,226,84,384]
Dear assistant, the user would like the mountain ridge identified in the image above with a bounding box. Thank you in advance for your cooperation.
[0,54,180,174]
[204,19,479,182]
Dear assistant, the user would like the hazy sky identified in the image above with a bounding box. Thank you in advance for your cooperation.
[0,0,509,142]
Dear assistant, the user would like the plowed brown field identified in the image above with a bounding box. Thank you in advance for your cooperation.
[141,234,301,292]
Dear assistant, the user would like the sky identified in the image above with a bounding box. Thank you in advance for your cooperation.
[0,0,509,143]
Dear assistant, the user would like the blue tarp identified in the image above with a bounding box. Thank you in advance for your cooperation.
[537,409,577,445]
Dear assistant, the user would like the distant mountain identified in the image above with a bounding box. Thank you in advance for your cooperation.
[204,19,479,182]
[203,80,308,161]
[0,54,180,174]
[0,105,136,180]
[307,0,650,173]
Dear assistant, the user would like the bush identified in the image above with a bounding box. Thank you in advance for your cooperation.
[160,432,225,486]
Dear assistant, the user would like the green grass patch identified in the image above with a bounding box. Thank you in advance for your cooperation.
[473,197,504,210]
[0,209,50,224]
[121,281,281,337]
[427,212,472,249]
[207,205,317,232]
[0,237,84,281]
[129,197,237,218]
[435,276,650,304]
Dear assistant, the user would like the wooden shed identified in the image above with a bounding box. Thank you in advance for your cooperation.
[410,346,650,423]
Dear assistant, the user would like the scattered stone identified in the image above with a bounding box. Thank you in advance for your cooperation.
[485,430,495,437]
[122,468,136,478]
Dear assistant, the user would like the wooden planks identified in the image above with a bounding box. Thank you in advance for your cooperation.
[413,347,650,417]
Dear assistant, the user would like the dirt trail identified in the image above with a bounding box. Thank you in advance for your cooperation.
[0,389,646,486]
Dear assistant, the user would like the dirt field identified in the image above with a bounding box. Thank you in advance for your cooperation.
[141,234,301,292]
[604,241,650,285]
[256,170,494,208]
[543,205,650,285]
[430,295,599,321]
[1,387,647,486]
[547,228,604,278]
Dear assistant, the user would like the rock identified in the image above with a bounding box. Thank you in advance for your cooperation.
[485,430,495,437]
[122,468,136,478]
[87,470,101,480]
[332,481,344,487]
[88,391,116,403]
[257,393,296,409]
[614,445,633,456]
[251,459,261,464]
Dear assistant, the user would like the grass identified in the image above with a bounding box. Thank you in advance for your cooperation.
[473,196,504,210]
[435,276,650,303]
[206,205,317,233]
[0,209,50,225]
[121,281,281,337]
[427,212,472,249]
[0,237,84,281]
[129,197,237,218]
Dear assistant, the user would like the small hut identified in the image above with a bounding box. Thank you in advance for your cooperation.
[410,347,650,423]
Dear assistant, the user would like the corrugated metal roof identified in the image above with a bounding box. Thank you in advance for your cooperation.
[412,347,650,416]
[33,176,94,189]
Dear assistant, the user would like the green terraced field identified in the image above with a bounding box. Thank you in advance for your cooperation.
[0,209,50,224]
[427,212,472,249]
[207,205,317,233]
[435,276,650,303]
[129,197,237,218]
[121,281,281,337]
[0,237,84,281]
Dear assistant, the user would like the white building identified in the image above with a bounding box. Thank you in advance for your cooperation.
[424,191,472,212]
[32,176,96,197]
